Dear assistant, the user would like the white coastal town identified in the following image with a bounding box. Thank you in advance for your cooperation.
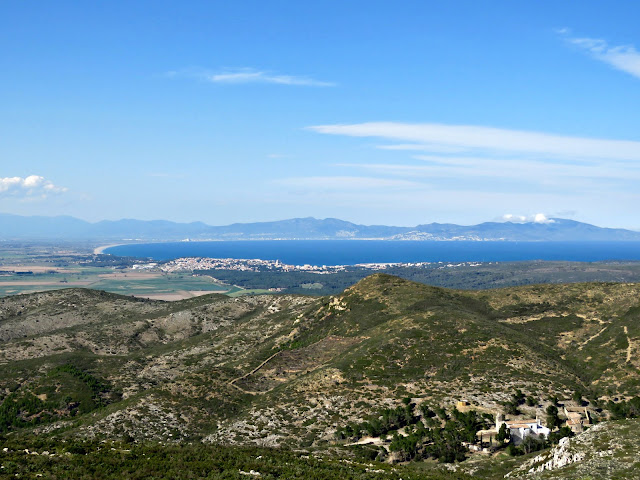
[136,257,485,274]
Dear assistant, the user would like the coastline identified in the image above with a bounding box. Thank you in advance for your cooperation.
[102,240,640,265]
[93,243,125,255]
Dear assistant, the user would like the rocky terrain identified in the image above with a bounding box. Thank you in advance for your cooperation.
[506,419,640,478]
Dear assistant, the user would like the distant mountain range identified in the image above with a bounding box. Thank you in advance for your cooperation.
[1,213,640,242]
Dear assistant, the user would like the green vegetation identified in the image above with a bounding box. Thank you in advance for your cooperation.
[387,407,489,463]
[606,397,640,419]
[335,402,420,441]
[502,389,526,416]
[496,423,509,444]
[1,273,640,477]
[195,260,640,295]
[0,363,119,433]
[0,438,471,480]
[546,405,561,430]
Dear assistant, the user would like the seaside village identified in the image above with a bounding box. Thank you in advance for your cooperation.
[141,256,479,274]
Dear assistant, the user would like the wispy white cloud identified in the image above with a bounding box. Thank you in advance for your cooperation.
[502,213,554,224]
[407,155,640,181]
[307,119,640,226]
[559,29,640,79]
[0,175,67,197]
[167,67,335,87]
[308,122,640,161]
[337,152,640,194]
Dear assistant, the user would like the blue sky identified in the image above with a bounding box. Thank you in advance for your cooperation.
[2,1,640,228]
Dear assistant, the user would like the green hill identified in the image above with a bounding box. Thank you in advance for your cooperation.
[1,275,640,476]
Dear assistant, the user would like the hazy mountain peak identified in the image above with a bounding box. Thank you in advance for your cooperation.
[1,213,639,241]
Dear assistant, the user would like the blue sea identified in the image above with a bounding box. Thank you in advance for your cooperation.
[103,241,640,266]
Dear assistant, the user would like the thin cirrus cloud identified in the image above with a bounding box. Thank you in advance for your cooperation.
[273,176,421,191]
[558,28,640,80]
[167,67,335,87]
[0,175,67,197]
[338,156,640,182]
[308,122,640,161]
[317,123,640,199]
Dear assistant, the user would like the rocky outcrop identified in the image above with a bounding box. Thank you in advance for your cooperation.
[506,420,640,479]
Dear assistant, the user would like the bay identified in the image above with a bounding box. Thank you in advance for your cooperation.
[103,241,640,266]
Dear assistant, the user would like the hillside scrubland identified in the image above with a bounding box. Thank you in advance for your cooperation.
[1,275,640,477]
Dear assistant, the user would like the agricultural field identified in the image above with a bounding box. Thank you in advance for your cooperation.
[0,268,236,300]
[5,241,640,301]
[0,243,238,299]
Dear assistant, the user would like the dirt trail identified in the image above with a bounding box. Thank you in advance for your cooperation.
[346,436,387,447]
[578,326,608,350]
[228,351,282,393]
[624,326,632,363]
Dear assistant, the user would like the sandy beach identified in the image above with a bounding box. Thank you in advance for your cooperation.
[93,244,125,255]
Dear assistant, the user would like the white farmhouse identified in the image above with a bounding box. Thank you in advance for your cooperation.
[496,414,550,445]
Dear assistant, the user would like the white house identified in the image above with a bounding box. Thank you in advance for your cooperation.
[496,414,550,445]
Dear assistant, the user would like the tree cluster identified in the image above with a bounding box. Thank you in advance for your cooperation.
[502,389,526,416]
[335,402,418,441]
[337,402,493,464]
[606,396,640,419]
[0,363,117,433]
